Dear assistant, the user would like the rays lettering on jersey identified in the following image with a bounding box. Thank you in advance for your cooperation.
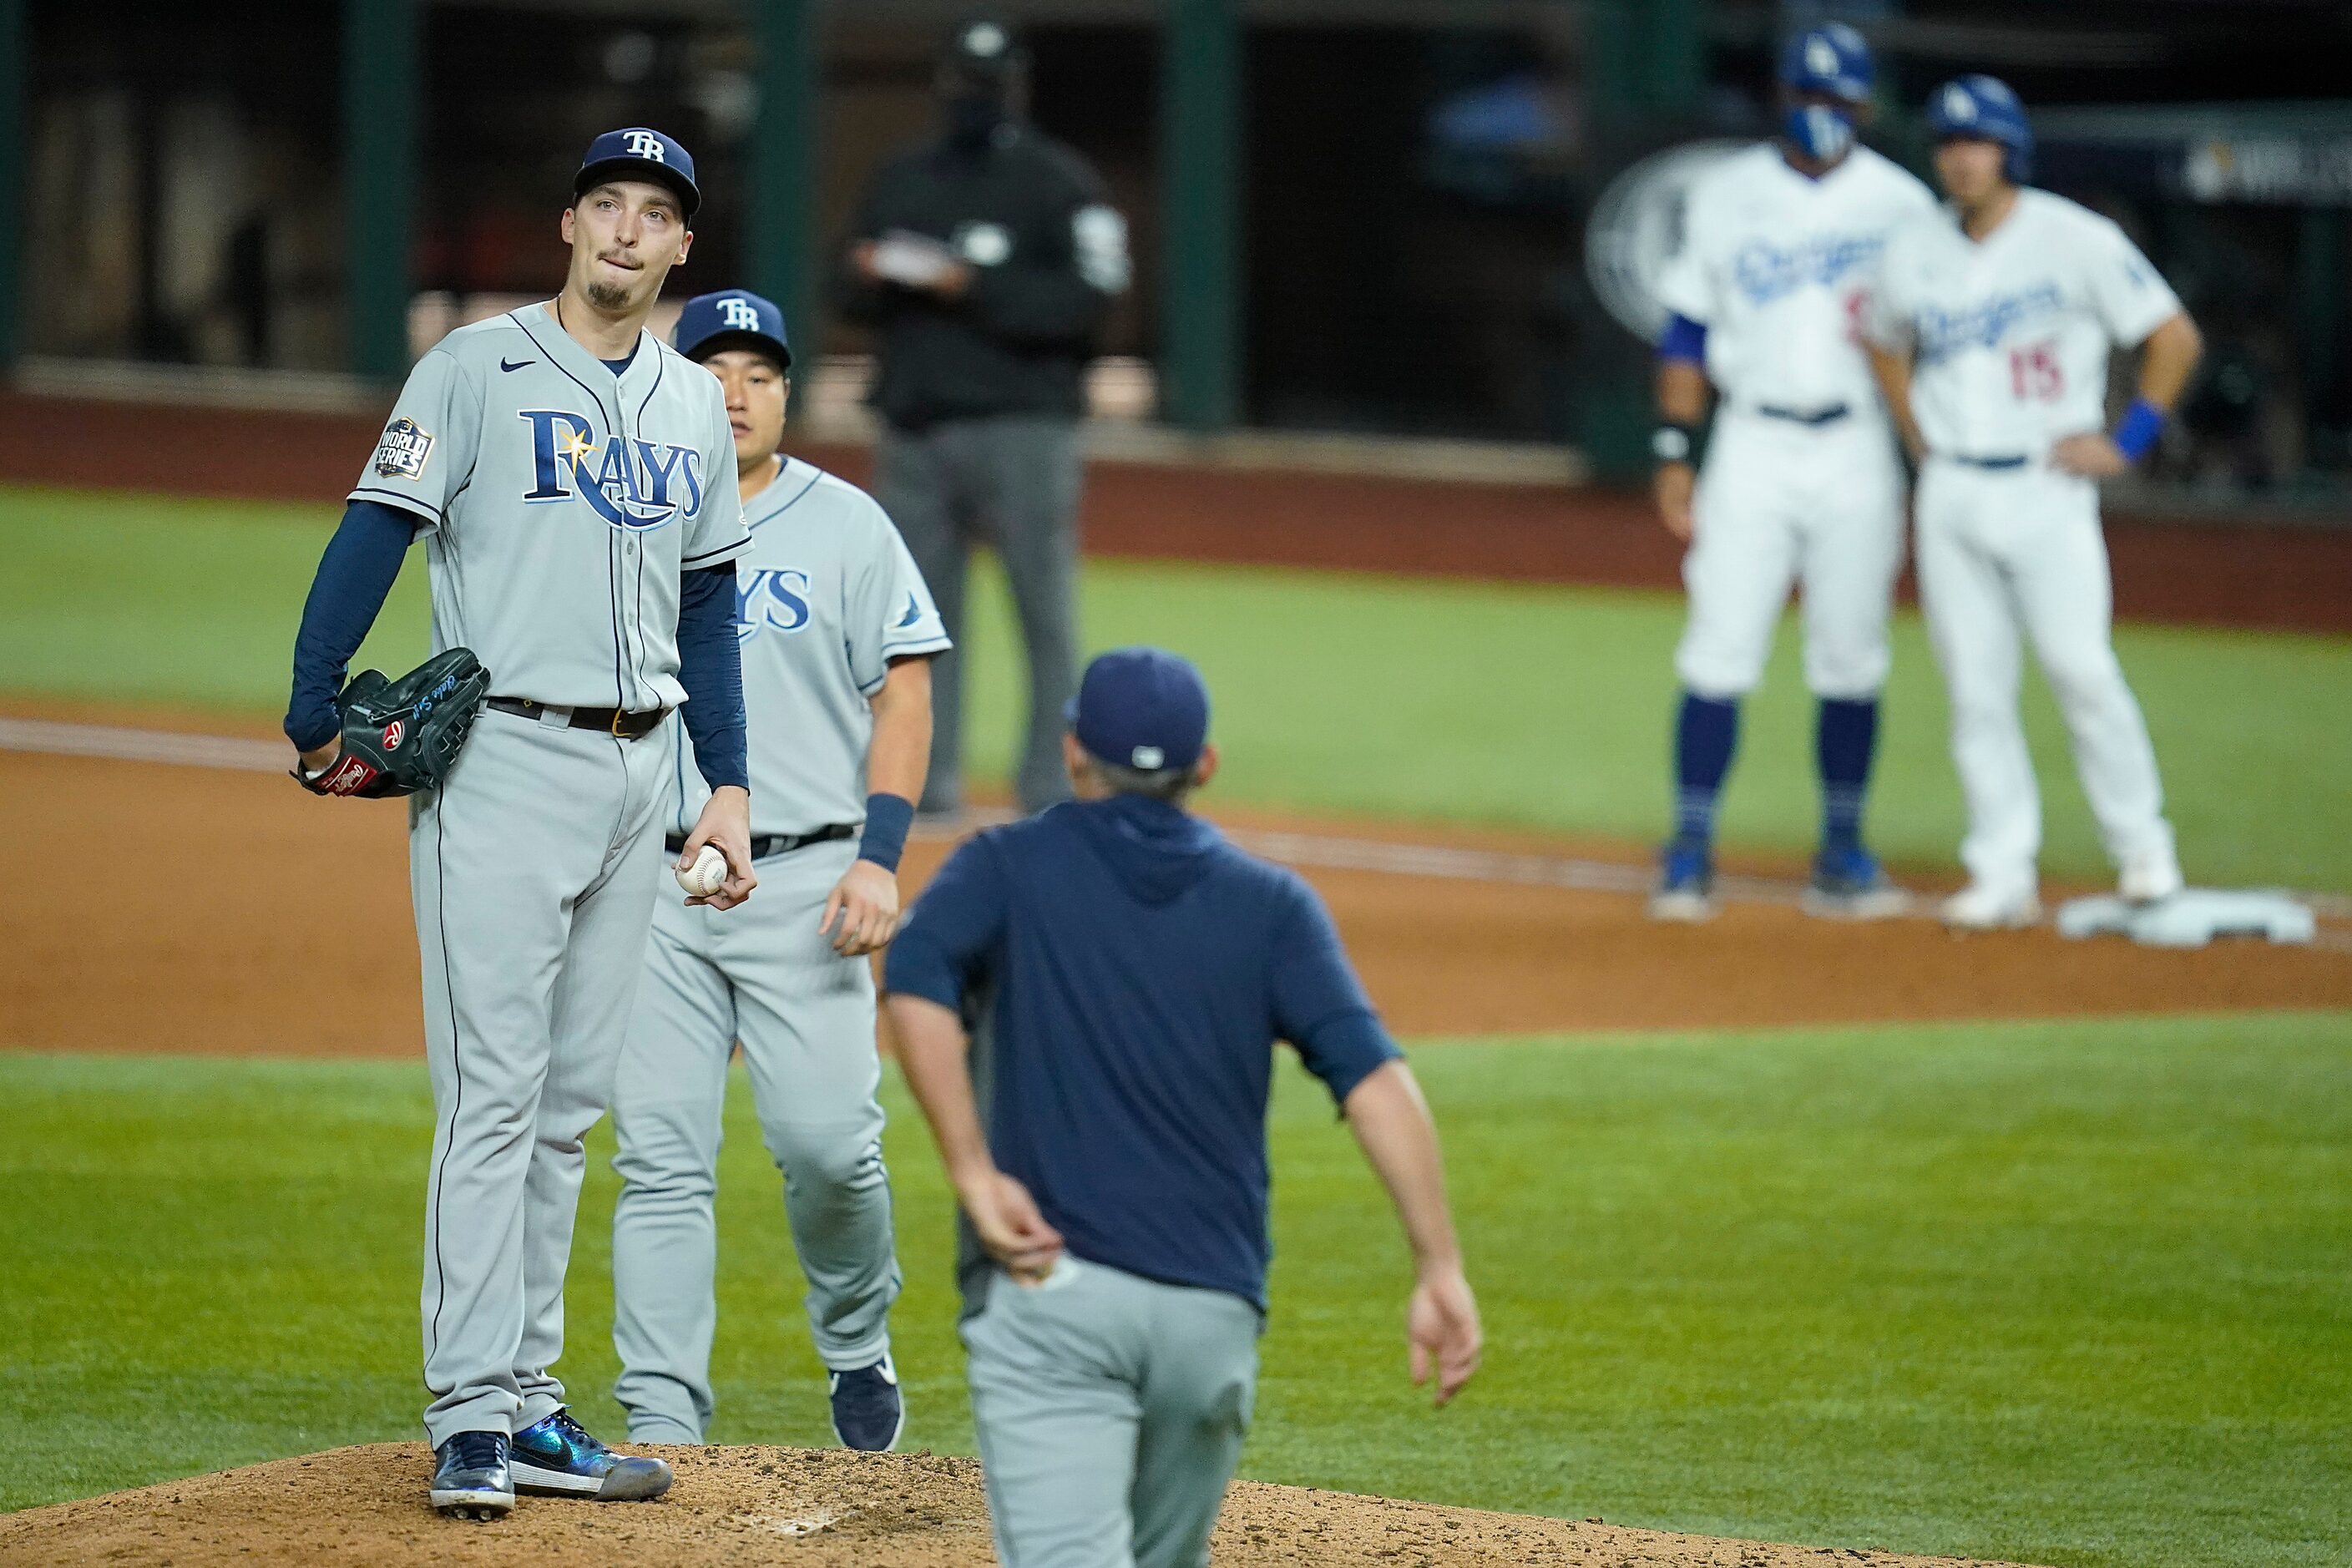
[518,410,706,532]
[1913,283,2066,364]
[737,568,812,640]
[1731,233,1885,305]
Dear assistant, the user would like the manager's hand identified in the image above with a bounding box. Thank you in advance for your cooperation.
[1407,1263,1482,1408]
[959,1167,1065,1286]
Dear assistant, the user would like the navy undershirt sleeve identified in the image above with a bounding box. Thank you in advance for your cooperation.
[284,499,420,753]
[1658,311,1708,365]
[675,564,750,792]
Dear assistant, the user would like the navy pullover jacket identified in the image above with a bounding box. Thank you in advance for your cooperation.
[883,793,1400,1312]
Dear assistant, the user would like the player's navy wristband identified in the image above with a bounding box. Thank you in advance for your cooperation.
[858,792,915,873]
[2112,398,2165,463]
[1657,313,1707,365]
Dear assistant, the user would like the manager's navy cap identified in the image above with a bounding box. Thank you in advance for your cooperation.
[1070,647,1211,773]
[574,126,701,217]
[675,289,792,369]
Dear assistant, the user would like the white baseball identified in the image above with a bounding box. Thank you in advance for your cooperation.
[675,844,728,898]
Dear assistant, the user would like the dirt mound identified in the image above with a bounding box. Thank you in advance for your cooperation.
[0,1443,2047,1568]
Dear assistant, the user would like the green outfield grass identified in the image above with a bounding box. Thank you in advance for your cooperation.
[4,484,2349,889]
[3,1014,2347,1566]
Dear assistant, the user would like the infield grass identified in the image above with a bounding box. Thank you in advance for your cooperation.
[4,484,2350,890]
[5,1013,2349,1567]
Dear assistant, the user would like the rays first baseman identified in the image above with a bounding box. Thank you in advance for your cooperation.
[1867,77,2203,928]
[285,127,756,1518]
[608,288,950,1452]
[1648,24,1936,922]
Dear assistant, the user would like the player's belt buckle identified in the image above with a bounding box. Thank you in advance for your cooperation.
[609,707,631,736]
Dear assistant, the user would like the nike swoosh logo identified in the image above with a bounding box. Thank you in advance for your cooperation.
[500,357,536,372]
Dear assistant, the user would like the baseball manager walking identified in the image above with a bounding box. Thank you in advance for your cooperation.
[883,647,1482,1568]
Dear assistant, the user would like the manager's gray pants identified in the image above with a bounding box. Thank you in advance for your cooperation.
[409,708,670,1448]
[608,837,900,1443]
[874,415,1083,816]
[963,1257,1260,1568]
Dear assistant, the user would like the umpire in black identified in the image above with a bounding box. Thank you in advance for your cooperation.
[839,13,1130,819]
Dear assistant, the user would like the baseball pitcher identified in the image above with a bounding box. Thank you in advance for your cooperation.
[607,288,949,1452]
[1648,24,1936,921]
[284,128,755,1518]
[1866,77,2202,928]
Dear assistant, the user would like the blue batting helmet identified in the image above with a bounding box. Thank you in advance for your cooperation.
[1926,75,2033,184]
[1778,23,1874,105]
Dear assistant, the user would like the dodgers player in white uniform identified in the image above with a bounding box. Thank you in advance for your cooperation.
[608,289,951,1452]
[284,130,758,1515]
[1867,78,2203,929]
[1647,25,1936,922]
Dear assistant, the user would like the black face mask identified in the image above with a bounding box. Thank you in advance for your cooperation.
[945,91,1006,147]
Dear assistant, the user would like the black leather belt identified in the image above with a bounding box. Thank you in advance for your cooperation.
[666,823,855,861]
[488,695,667,739]
[1942,453,2030,470]
[1754,402,1850,426]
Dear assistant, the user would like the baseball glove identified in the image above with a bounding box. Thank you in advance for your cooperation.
[296,647,491,798]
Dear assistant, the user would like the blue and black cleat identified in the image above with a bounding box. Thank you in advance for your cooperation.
[828,1353,907,1453]
[1803,842,1909,920]
[1648,838,1717,923]
[430,1429,513,1520]
[509,1408,673,1501]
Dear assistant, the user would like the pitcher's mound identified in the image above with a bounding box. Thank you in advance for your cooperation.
[0,1443,2047,1567]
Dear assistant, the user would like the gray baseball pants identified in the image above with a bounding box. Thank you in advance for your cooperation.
[962,1257,1261,1568]
[410,706,670,1448]
[873,414,1083,816]
[609,836,900,1442]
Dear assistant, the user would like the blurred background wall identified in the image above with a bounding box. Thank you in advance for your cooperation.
[10,0,2352,504]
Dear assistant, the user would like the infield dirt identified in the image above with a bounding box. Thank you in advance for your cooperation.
[3,702,2347,1058]
[0,1443,2052,1568]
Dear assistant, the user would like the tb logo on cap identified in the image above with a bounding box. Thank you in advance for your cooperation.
[625,130,667,161]
[720,298,761,331]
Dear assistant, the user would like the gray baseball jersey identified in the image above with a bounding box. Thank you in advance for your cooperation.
[359,301,750,1450]
[613,455,948,1441]
[356,306,752,709]
[661,456,951,839]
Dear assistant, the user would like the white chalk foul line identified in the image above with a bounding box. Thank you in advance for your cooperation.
[8,716,2349,944]
[0,716,289,773]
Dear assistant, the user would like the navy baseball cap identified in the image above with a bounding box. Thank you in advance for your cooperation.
[675,290,792,370]
[574,126,701,218]
[1070,648,1211,773]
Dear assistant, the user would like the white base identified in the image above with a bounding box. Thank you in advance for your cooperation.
[2055,888,2316,949]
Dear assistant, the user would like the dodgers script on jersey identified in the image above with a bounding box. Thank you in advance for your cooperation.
[1655,144,1935,416]
[355,306,751,711]
[1869,190,2182,458]
[663,457,949,839]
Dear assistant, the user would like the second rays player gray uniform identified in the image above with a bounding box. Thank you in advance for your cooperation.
[362,306,750,1447]
[609,455,951,1442]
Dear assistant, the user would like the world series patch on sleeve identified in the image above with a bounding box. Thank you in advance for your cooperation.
[374,417,435,480]
[297,647,492,799]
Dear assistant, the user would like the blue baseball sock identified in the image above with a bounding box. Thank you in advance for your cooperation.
[1672,692,1740,847]
[1815,695,1879,852]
